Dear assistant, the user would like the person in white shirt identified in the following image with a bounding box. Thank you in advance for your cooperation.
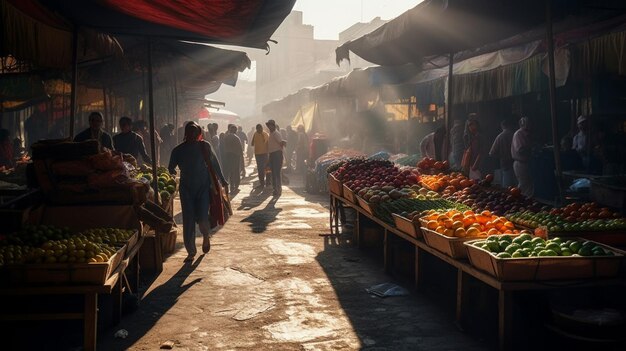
[572,115,590,167]
[511,117,533,197]
[266,119,286,196]
[420,127,445,160]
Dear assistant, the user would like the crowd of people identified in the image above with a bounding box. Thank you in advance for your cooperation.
[418,112,613,199]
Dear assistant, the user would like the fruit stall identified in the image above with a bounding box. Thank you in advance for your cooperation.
[328,157,626,350]
[0,140,179,351]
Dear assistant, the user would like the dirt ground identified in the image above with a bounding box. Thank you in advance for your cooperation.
[96,164,489,351]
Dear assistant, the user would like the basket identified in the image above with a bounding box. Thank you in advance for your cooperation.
[392,214,422,239]
[328,174,343,197]
[421,228,483,259]
[464,238,625,281]
[343,184,356,204]
[356,195,377,215]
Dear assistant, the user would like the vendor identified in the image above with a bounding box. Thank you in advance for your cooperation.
[572,115,589,166]
[512,117,533,197]
[420,127,446,160]
[489,119,516,187]
[74,112,114,150]
[0,128,15,168]
[113,117,152,165]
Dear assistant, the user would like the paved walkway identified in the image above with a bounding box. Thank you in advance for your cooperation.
[98,165,488,351]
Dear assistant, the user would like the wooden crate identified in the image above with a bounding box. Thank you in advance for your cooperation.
[464,238,624,281]
[328,174,343,197]
[392,214,422,239]
[356,195,376,216]
[343,184,356,204]
[160,229,178,255]
[4,246,125,286]
[421,228,482,259]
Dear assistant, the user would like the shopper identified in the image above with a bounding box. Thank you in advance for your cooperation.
[236,126,248,155]
[511,117,534,197]
[267,119,286,196]
[462,118,483,180]
[489,119,516,187]
[251,124,269,188]
[222,124,244,192]
[168,122,227,261]
[448,117,466,169]
[133,120,162,165]
[246,126,255,163]
[113,117,152,165]
[74,112,114,150]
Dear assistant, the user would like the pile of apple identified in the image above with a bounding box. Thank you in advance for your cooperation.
[548,202,621,221]
[417,157,449,174]
[334,159,420,195]
[445,185,543,216]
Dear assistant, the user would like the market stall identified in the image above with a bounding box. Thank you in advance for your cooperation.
[328,157,626,349]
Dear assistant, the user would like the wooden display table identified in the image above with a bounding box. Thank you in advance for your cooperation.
[329,193,625,350]
[0,237,143,351]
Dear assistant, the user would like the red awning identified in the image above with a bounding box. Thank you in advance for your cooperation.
[39,0,296,50]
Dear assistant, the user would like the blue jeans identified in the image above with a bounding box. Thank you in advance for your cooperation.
[179,184,211,256]
[255,153,268,186]
[269,150,283,191]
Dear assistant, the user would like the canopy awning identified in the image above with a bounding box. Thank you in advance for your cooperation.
[38,0,296,50]
[1,0,123,69]
[335,0,625,66]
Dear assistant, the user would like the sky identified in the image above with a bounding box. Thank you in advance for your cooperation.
[293,0,422,40]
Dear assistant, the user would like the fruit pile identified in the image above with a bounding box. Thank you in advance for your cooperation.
[0,226,135,266]
[417,157,449,174]
[357,185,418,203]
[445,185,543,216]
[421,209,523,238]
[508,211,626,232]
[472,235,616,258]
[420,172,475,194]
[374,198,467,224]
[334,159,419,194]
[137,167,178,201]
[548,202,621,221]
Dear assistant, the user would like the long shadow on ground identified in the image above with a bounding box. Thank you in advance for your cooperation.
[98,256,205,350]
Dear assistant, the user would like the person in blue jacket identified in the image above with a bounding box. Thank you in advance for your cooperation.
[168,122,227,262]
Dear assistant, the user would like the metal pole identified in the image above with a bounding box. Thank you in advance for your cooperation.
[546,0,563,204]
[147,39,160,203]
[69,26,79,137]
[172,65,180,143]
[445,53,454,161]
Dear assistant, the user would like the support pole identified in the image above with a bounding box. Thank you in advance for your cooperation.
[445,53,454,161]
[102,86,109,133]
[172,65,180,143]
[546,0,563,204]
[69,26,79,138]
[147,39,159,204]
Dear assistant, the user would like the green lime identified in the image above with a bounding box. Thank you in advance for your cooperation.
[521,240,533,249]
[592,248,607,256]
[560,249,573,256]
[512,236,525,245]
[578,247,593,256]
[496,252,512,259]
[550,237,562,244]
[487,235,499,242]
[505,243,521,255]
[486,241,501,252]
[499,235,514,243]
[569,241,582,253]
[545,243,561,253]
[511,251,524,258]
[531,237,545,246]
[538,249,558,257]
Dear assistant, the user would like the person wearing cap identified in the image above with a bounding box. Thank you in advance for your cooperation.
[74,112,114,150]
[266,119,287,196]
[511,117,533,197]
[168,122,227,261]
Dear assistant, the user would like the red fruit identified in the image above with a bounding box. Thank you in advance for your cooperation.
[485,174,494,183]
[510,187,521,197]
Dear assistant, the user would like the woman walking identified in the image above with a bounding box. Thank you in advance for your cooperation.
[169,122,227,262]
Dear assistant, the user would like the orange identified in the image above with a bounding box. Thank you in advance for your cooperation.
[487,228,499,235]
[463,210,474,217]
[454,227,467,238]
[426,220,438,230]
[504,221,515,229]
[451,213,464,222]
[437,215,450,222]
[435,226,446,234]
[443,219,454,229]
[452,221,464,230]
[481,210,492,217]
[462,216,476,227]
[444,229,455,237]
[466,227,480,237]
